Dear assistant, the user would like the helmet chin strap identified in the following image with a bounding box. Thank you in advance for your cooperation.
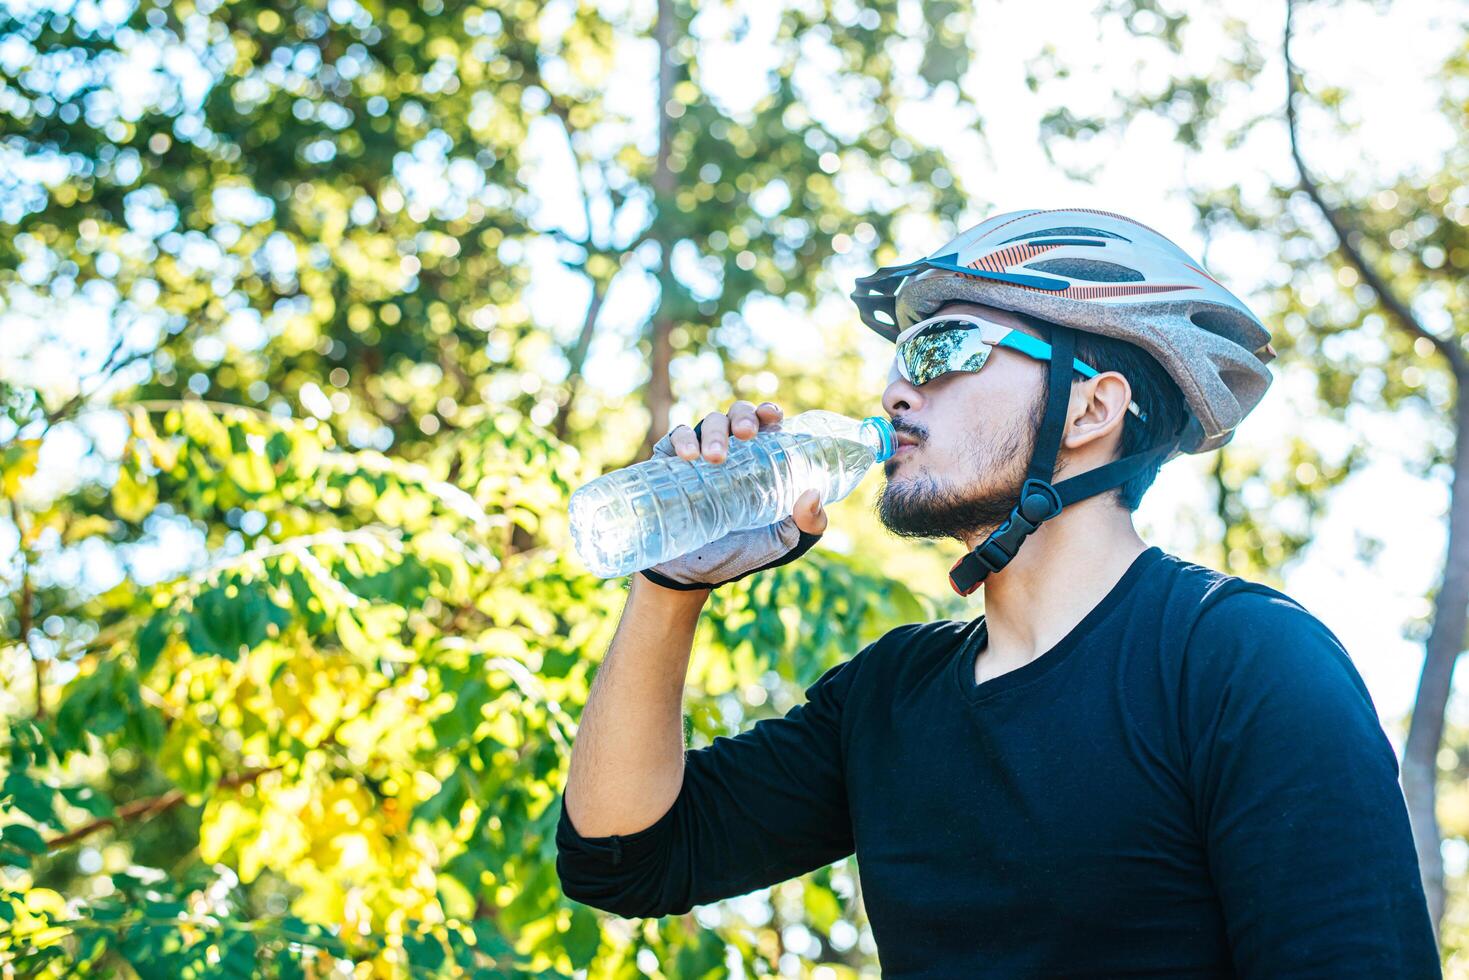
[947,323,1175,597]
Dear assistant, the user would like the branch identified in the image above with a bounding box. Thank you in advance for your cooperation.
[45,766,279,851]
[6,493,42,719]
[1283,0,1467,377]
[546,104,599,253]
[552,277,609,442]
[44,333,160,429]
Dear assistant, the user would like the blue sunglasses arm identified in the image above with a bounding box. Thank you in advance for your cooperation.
[995,332,1149,421]
[995,332,1097,378]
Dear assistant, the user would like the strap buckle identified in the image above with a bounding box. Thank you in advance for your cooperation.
[947,479,1062,596]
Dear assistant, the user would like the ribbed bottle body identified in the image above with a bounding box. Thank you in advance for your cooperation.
[569,412,891,579]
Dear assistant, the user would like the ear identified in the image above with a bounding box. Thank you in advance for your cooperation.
[1063,371,1132,452]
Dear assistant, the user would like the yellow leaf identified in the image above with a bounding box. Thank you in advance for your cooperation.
[181,401,231,457]
[24,888,66,916]
[335,609,372,662]
[131,405,179,470]
[227,451,276,494]
[481,628,528,658]
[112,465,157,522]
[200,797,254,863]
[1,438,41,496]
[484,708,521,747]
[63,514,117,544]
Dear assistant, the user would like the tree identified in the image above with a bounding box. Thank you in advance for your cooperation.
[0,0,982,973]
[1030,0,1469,936]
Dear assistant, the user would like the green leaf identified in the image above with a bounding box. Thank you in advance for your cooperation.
[1,823,48,855]
[220,931,258,977]
[60,785,115,819]
[136,611,170,674]
[413,769,464,825]
[402,931,447,970]
[471,918,514,958]
[673,926,727,979]
[187,577,287,659]
[563,904,602,968]
[2,772,57,824]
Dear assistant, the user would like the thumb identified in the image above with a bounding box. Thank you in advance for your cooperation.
[792,488,828,535]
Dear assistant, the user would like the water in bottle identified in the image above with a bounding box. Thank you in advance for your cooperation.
[569,410,897,579]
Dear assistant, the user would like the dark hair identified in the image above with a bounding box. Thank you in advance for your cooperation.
[1027,315,1189,511]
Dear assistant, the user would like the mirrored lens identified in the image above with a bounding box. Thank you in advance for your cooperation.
[900,322,992,386]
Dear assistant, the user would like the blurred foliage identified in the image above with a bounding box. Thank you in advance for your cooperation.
[0,0,975,463]
[0,0,981,974]
[0,387,948,975]
[1030,0,1465,579]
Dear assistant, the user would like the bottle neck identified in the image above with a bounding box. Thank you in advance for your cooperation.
[860,416,897,462]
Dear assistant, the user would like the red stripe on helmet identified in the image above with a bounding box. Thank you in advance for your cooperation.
[1184,263,1226,289]
[1057,283,1200,299]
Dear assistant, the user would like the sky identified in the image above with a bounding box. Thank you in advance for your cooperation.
[511,0,1462,737]
[3,0,1463,739]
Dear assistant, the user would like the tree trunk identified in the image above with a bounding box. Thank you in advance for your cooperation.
[1284,0,1469,933]
[635,0,678,464]
[642,307,675,462]
[1403,383,1469,933]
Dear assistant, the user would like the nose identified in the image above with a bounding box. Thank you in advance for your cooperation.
[882,375,926,417]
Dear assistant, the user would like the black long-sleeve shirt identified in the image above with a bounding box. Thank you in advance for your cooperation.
[556,547,1439,977]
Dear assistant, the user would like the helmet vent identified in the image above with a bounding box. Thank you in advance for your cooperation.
[999,226,1131,244]
[1189,308,1255,344]
[1025,258,1144,283]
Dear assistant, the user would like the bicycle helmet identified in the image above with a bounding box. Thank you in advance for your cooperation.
[851,208,1276,595]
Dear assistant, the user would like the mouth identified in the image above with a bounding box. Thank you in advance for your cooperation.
[890,441,919,462]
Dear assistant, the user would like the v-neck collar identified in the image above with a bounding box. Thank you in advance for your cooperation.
[953,547,1164,703]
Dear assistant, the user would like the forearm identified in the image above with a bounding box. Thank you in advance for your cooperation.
[564,573,711,837]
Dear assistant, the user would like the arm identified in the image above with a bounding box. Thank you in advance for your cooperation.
[556,609,864,918]
[562,397,821,838]
[562,573,711,839]
[1182,590,1439,976]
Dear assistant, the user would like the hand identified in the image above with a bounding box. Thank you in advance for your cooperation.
[664,400,827,535]
[639,400,828,591]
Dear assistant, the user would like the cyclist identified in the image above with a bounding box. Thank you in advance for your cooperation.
[555,208,1438,976]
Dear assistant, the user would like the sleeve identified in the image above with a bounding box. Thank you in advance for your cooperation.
[554,648,865,918]
[1180,589,1439,978]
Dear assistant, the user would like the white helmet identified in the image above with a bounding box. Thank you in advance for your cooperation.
[851,207,1276,454]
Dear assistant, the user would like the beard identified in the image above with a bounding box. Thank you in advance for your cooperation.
[876,390,1050,542]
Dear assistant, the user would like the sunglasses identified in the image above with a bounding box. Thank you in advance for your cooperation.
[891,313,1148,421]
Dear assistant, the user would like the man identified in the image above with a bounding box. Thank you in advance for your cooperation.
[555,208,1439,976]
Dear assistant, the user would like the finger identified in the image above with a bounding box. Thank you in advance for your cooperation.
[792,488,828,535]
[755,401,783,431]
[727,400,759,440]
[699,411,731,463]
[668,424,700,461]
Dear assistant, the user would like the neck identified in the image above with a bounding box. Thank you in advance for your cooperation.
[964,495,1148,679]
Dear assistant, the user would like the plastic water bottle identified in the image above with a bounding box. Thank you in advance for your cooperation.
[569,410,897,579]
